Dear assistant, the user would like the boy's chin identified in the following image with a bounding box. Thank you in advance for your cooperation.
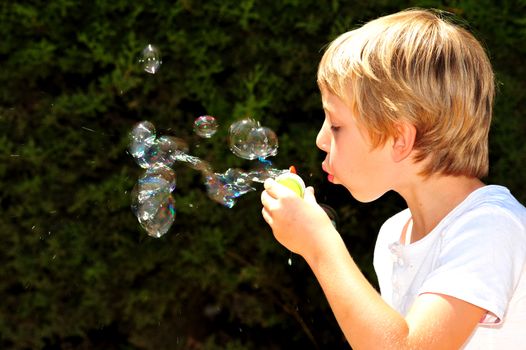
[347,188,386,203]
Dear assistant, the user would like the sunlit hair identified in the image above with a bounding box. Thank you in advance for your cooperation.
[317,8,494,178]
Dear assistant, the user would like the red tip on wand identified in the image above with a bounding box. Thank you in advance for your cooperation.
[289,165,297,174]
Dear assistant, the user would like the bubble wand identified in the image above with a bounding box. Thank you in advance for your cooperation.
[275,165,306,198]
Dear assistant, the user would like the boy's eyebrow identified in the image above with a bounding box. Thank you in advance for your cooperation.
[323,105,337,119]
[322,102,332,112]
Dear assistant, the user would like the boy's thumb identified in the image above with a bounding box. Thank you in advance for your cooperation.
[304,186,317,204]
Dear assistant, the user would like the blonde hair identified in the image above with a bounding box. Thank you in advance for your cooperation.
[317,8,494,178]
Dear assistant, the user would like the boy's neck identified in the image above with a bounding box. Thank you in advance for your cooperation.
[399,174,485,244]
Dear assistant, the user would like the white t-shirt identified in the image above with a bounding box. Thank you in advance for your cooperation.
[373,185,526,349]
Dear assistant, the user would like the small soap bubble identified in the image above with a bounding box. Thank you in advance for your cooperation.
[193,115,218,138]
[139,44,162,74]
[129,121,156,161]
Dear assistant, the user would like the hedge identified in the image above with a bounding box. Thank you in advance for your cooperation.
[1,0,524,348]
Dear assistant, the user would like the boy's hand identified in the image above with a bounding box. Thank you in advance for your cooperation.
[261,178,336,260]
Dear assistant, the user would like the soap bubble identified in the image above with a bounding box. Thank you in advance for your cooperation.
[138,194,176,238]
[139,44,162,74]
[229,118,278,160]
[129,121,156,161]
[132,187,170,222]
[228,118,260,159]
[140,165,177,195]
[247,126,278,158]
[131,165,176,238]
[193,115,218,138]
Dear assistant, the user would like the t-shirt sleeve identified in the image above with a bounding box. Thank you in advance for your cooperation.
[418,206,526,324]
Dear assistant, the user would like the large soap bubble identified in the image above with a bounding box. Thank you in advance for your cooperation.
[137,194,176,238]
[229,118,260,159]
[247,126,278,158]
[228,118,278,160]
[131,165,177,238]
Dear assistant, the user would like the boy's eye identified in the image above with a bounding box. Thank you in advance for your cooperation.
[330,126,340,132]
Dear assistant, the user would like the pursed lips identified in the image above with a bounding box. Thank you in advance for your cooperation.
[322,161,335,183]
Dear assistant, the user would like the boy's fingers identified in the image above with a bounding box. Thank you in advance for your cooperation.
[304,186,317,203]
[264,178,295,198]
[263,178,278,197]
[261,207,273,225]
[261,188,281,210]
[260,189,272,206]
[263,178,277,188]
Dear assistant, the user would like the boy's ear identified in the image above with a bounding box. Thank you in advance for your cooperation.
[391,121,416,162]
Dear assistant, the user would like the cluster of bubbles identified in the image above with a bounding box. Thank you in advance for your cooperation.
[129,117,286,238]
[132,44,338,238]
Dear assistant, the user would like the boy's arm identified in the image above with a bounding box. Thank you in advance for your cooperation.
[261,180,485,349]
[309,234,485,349]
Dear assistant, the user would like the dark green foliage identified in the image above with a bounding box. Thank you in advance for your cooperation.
[0,0,524,348]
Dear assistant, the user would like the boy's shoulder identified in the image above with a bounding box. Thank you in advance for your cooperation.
[450,185,526,227]
[378,185,526,245]
[440,185,526,251]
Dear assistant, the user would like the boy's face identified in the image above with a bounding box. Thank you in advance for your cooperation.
[316,91,394,203]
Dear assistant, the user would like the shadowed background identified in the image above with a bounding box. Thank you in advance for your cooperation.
[1,0,525,349]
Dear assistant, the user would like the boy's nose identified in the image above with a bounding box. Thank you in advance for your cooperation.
[316,121,329,152]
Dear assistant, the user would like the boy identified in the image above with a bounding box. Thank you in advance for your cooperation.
[261,8,526,349]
